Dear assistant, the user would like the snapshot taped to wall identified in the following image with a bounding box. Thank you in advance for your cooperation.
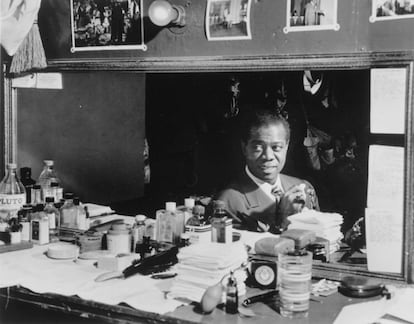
[284,0,340,33]
[70,0,146,52]
[370,0,414,22]
[206,0,252,41]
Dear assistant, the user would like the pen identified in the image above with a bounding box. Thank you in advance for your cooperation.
[150,273,177,279]
[242,290,277,307]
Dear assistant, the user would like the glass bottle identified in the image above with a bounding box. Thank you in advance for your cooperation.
[18,204,33,241]
[210,200,232,244]
[38,160,60,201]
[60,193,77,229]
[178,198,195,224]
[31,204,49,245]
[186,205,205,226]
[132,214,146,252]
[44,197,60,242]
[20,167,36,204]
[0,163,26,222]
[225,271,238,314]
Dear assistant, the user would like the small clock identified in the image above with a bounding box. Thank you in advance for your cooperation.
[249,259,277,289]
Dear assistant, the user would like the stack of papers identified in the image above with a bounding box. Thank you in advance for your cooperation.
[169,241,248,302]
[287,208,344,253]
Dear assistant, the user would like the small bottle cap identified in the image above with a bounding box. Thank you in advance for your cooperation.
[73,197,80,205]
[184,198,195,209]
[33,184,41,189]
[135,214,147,222]
[50,182,59,187]
[22,204,33,210]
[45,197,55,203]
[44,160,54,166]
[165,202,176,212]
[64,192,74,199]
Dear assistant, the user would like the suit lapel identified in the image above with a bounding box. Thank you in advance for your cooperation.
[240,171,273,209]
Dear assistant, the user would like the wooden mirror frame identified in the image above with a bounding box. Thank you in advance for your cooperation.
[3,51,414,283]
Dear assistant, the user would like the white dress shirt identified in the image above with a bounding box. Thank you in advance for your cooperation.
[245,166,284,202]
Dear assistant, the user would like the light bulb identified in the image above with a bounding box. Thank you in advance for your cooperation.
[148,0,179,27]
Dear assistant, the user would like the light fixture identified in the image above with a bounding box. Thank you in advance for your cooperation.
[148,0,186,27]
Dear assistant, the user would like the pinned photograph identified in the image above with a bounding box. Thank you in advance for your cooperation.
[70,0,146,52]
[206,0,252,41]
[283,0,340,33]
[370,0,414,22]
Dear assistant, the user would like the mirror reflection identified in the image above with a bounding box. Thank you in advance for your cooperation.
[146,69,404,275]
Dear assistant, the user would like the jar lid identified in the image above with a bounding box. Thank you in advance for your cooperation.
[339,276,384,298]
[165,202,176,212]
[135,214,147,222]
[184,198,195,208]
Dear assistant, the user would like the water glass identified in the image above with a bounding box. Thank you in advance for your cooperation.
[278,250,313,318]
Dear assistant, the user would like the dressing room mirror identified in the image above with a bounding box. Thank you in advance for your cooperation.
[3,53,414,283]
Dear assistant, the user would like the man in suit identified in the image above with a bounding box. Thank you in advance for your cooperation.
[216,107,319,233]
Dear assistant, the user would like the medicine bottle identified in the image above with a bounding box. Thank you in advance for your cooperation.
[44,197,60,242]
[0,163,26,221]
[225,271,238,314]
[20,167,36,204]
[210,200,232,243]
[60,193,77,229]
[132,214,146,252]
[31,204,49,245]
[186,205,205,226]
[38,160,60,201]
[18,204,32,241]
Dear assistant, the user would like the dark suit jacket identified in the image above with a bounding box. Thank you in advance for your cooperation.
[215,172,319,232]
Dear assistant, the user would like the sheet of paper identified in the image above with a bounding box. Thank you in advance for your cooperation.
[365,208,403,273]
[333,298,389,324]
[367,145,404,212]
[370,68,406,134]
[386,288,414,323]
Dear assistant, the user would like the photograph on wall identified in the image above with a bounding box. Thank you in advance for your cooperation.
[370,0,414,22]
[206,0,252,41]
[283,0,340,33]
[70,0,146,52]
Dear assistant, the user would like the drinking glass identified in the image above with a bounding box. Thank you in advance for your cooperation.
[278,250,313,318]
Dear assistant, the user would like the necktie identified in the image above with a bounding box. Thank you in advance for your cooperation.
[271,186,283,204]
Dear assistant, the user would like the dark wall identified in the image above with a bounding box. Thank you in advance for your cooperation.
[17,72,146,204]
[38,0,414,61]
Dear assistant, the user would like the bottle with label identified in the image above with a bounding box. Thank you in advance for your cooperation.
[60,193,77,229]
[38,160,60,201]
[0,163,26,222]
[31,204,49,245]
[211,200,232,244]
[20,167,36,204]
[44,197,60,242]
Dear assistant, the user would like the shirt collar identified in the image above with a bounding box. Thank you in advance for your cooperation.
[245,166,283,199]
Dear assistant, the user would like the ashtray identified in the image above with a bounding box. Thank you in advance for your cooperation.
[339,276,386,298]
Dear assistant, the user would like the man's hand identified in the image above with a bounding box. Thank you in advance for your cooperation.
[277,183,307,229]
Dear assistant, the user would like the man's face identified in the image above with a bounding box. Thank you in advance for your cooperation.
[242,123,289,184]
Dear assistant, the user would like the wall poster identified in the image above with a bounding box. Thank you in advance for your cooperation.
[370,0,414,22]
[284,0,340,33]
[206,0,252,41]
[70,0,146,52]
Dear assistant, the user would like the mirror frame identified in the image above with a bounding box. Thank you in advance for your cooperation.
[3,51,414,283]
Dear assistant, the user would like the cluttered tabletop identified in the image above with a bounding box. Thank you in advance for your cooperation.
[1,203,413,324]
